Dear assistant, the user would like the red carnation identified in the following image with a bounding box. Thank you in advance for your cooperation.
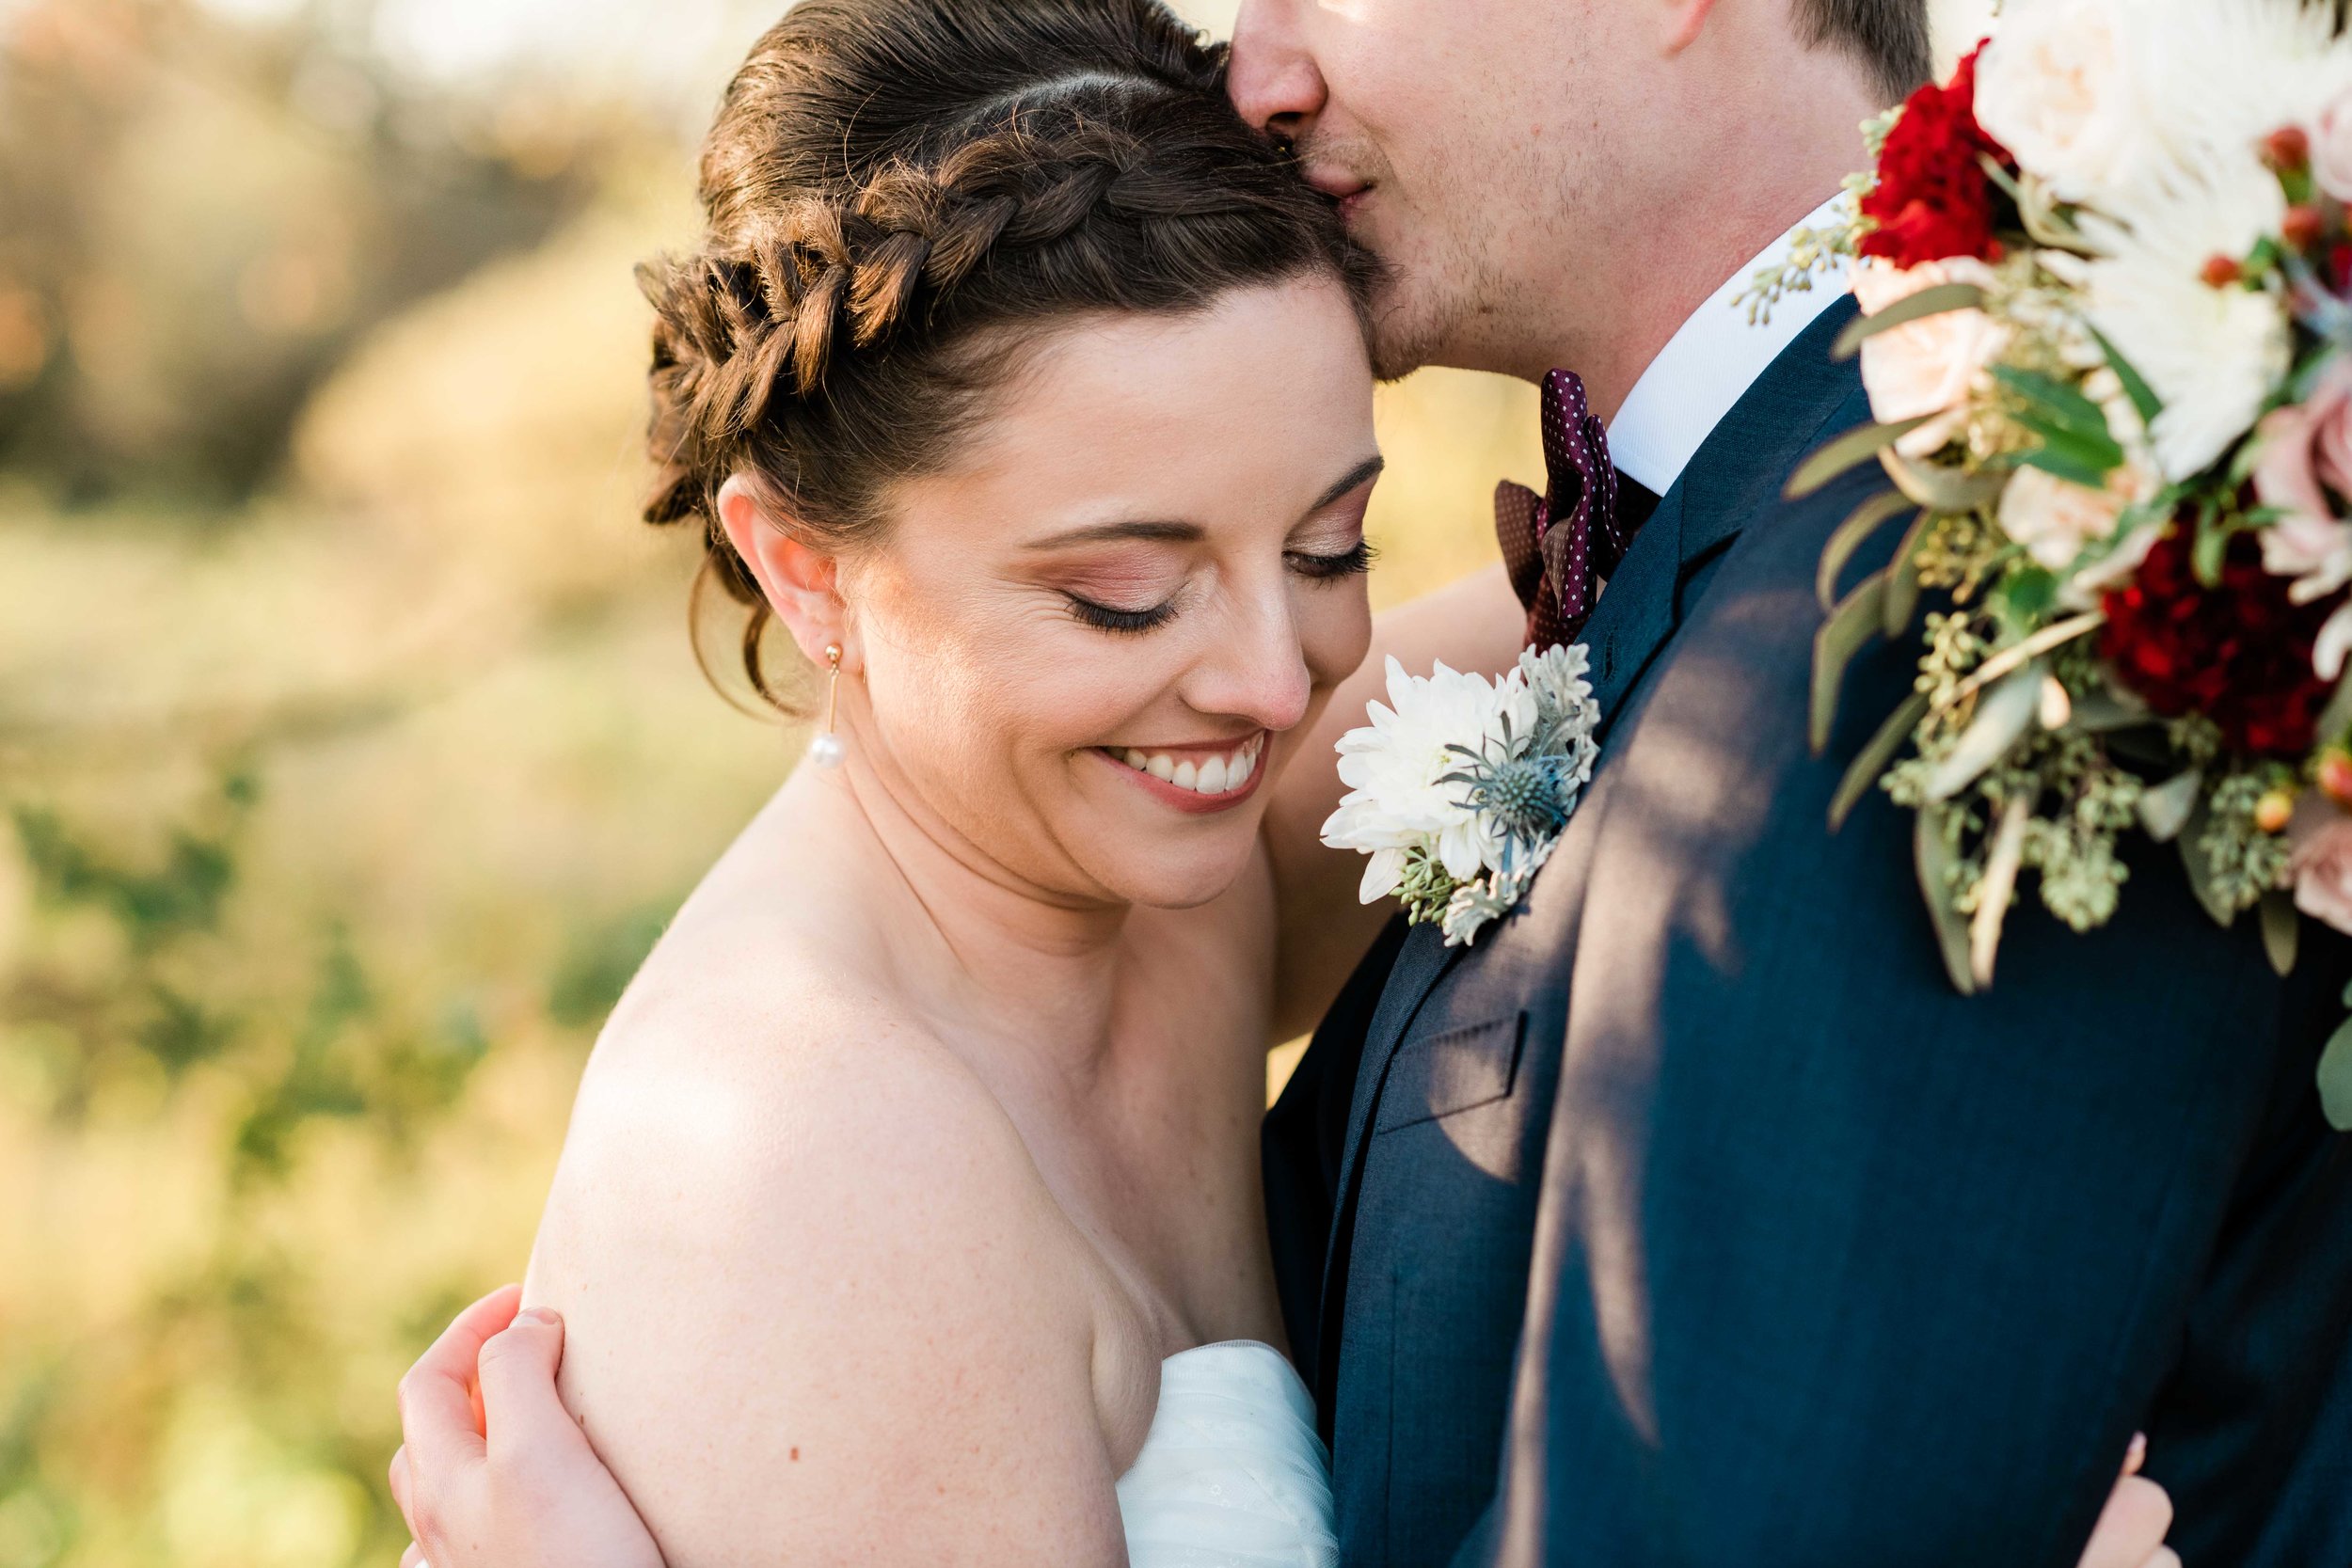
[1858,45,2017,271]
[2100,523,2342,758]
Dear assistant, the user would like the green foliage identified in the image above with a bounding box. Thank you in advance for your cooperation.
[547,906,672,1031]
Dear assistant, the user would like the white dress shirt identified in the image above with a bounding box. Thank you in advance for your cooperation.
[1606,194,1851,498]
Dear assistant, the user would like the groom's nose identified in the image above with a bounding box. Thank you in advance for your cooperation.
[1227,0,1327,138]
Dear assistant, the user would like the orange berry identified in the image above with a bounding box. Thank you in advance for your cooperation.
[2284,203,2328,252]
[2265,125,2312,172]
[2202,254,2246,288]
[2321,751,2352,807]
[2255,789,2297,834]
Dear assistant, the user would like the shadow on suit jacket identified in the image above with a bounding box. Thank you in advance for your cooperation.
[1263,299,2352,1567]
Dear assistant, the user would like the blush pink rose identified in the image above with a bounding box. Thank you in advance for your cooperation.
[1851,257,2009,458]
[2290,800,2352,936]
[2316,91,2352,205]
[2256,359,2352,604]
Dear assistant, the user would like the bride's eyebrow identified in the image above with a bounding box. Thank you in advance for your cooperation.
[1023,519,1204,549]
[1019,455,1384,550]
[1306,455,1386,517]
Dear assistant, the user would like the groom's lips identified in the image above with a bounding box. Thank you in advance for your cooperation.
[1304,167,1372,223]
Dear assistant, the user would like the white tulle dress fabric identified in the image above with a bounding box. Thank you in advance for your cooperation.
[1114,1341,1338,1568]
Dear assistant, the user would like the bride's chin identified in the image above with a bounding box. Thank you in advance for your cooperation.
[1090,840,1260,914]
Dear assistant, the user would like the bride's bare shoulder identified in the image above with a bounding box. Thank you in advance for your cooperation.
[539,907,1041,1272]
[527,952,1131,1562]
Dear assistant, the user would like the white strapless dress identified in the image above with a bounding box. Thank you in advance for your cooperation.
[1114,1341,1338,1568]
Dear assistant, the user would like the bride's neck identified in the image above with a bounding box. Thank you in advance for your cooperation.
[811,755,1134,1079]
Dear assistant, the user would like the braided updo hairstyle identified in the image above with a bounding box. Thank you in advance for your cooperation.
[642,0,1375,706]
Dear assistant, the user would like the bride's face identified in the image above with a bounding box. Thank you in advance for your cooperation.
[842,277,1378,911]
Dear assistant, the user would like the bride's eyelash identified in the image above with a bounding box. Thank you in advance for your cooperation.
[1289,540,1378,580]
[1065,594,1179,635]
[1062,542,1373,633]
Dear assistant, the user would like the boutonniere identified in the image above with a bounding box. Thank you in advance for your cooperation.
[1753,13,2352,1125]
[1321,644,1602,946]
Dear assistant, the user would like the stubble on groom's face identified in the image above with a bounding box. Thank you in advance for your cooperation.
[1228,0,1632,383]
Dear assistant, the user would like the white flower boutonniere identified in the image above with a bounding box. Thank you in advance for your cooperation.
[1320,644,1602,946]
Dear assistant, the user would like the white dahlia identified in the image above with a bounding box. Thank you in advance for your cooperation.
[1980,0,2352,213]
[2080,151,2291,481]
[1321,658,1534,903]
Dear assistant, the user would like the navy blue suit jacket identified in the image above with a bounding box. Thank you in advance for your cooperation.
[1263,302,2352,1566]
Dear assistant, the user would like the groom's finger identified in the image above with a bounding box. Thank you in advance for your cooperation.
[399,1284,522,1472]
[475,1306,585,1473]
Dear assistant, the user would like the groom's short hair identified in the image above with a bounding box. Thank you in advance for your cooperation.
[1797,0,1932,103]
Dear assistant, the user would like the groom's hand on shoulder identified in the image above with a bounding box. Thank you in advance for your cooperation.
[392,1285,667,1568]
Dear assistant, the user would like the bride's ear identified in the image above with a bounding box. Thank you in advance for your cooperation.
[717,473,853,668]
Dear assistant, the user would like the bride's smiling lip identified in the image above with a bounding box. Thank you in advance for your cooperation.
[1093,732,1270,816]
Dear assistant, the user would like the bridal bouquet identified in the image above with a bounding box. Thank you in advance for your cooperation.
[1764,0,2352,1124]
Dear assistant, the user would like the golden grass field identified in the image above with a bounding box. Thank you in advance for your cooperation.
[0,2,1980,1560]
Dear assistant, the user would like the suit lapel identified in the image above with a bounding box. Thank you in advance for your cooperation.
[1312,298,1871,1367]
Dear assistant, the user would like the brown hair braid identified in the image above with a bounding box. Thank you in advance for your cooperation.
[639,0,1374,708]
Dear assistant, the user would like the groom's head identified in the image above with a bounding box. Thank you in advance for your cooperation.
[1229,0,1931,388]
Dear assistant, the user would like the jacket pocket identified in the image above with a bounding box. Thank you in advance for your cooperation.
[1374,1011,1526,1134]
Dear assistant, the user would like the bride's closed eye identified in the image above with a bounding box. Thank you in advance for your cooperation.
[1287,538,1377,580]
[1066,593,1183,635]
[1062,540,1375,636]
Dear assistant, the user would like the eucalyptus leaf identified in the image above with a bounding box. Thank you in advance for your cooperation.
[2012,418,2124,468]
[1831,281,1989,361]
[1881,447,2007,512]
[1915,805,1978,996]
[1993,565,2060,631]
[2069,686,2157,734]
[2317,669,2352,749]
[2089,325,2165,426]
[1816,490,1917,611]
[2177,797,2241,929]
[2321,1018,2352,1132]
[2261,893,2301,978]
[1925,664,2043,802]
[1811,573,1890,753]
[1883,508,1933,638]
[1830,690,1931,832]
[1970,797,2032,989]
[1994,366,2118,446]
[2016,446,2122,492]
[2137,768,2203,843]
[1788,418,1936,500]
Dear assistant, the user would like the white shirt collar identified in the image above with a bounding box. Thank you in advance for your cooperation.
[1606,194,1851,498]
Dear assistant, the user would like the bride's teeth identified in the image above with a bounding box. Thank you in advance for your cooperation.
[1123,749,1149,768]
[1172,759,1199,791]
[1147,754,1176,782]
[1232,749,1254,784]
[1197,756,1229,794]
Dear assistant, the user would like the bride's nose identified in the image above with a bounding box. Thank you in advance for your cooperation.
[1181,589,1313,737]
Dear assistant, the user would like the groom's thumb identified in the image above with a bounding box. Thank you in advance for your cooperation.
[475,1307,582,1469]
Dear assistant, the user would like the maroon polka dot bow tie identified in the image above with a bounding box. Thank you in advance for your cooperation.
[1495,369,1661,651]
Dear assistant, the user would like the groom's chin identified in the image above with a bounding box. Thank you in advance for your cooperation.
[1362,280,1458,384]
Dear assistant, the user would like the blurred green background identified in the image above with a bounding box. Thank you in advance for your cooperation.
[0,1,1984,1562]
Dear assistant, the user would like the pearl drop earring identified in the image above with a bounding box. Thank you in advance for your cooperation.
[808,643,847,768]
